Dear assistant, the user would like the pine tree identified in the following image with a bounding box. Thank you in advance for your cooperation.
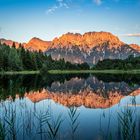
[0,49,3,70]
[12,42,16,48]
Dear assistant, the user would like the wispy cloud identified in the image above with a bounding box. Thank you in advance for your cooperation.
[46,6,58,14]
[121,33,140,37]
[93,0,102,6]
[46,0,69,14]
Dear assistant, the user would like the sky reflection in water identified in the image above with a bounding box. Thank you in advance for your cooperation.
[0,74,140,140]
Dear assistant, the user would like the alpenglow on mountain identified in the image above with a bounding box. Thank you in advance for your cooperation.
[0,31,140,64]
[46,32,140,64]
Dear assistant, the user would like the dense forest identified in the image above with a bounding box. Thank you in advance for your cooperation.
[1,42,140,72]
[94,55,140,70]
[41,56,90,73]
[0,42,45,71]
[0,42,90,72]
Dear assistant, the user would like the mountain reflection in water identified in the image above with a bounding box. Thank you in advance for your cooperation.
[26,88,140,108]
[0,74,140,102]
[0,74,140,140]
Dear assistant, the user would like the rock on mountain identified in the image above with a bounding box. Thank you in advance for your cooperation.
[0,37,51,51]
[0,38,21,48]
[46,32,140,64]
[129,44,140,52]
[25,37,51,51]
[1,31,140,64]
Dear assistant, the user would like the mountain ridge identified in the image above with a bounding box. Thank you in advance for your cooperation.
[0,31,140,51]
[1,31,140,64]
[25,37,51,51]
[50,31,124,50]
[45,31,140,64]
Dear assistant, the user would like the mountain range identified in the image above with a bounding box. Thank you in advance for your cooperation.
[25,75,140,108]
[1,31,140,64]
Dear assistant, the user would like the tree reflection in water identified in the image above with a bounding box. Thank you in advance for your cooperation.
[0,74,140,140]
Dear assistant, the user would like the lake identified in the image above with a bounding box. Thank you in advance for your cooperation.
[0,74,140,140]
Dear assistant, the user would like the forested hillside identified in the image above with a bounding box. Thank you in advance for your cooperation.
[0,42,46,71]
[94,55,140,70]
[0,42,90,72]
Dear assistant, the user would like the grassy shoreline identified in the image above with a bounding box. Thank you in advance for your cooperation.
[1,69,140,75]
[0,71,40,75]
[48,69,140,74]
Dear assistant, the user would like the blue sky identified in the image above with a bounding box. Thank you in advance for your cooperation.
[0,0,140,45]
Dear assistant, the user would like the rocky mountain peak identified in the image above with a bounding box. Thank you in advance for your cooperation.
[25,37,51,51]
[50,31,124,50]
[0,38,20,48]
[46,31,140,64]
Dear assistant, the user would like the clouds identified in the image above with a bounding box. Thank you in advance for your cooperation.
[46,6,58,14]
[93,0,121,6]
[93,0,102,6]
[46,0,104,15]
[46,0,69,14]
[46,0,133,14]
[122,33,140,37]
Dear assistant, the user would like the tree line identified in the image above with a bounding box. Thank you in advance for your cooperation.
[41,55,90,73]
[1,42,140,72]
[0,42,46,71]
[0,42,90,72]
[93,55,140,70]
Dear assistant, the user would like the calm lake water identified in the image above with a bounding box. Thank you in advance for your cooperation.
[0,74,140,140]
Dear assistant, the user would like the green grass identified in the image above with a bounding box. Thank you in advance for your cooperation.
[1,69,140,75]
[0,71,40,75]
[118,108,136,140]
[48,69,140,74]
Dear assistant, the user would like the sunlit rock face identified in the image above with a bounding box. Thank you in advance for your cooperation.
[46,32,140,64]
[50,32,123,50]
[1,31,140,63]
[0,37,51,51]
[130,44,140,52]
[25,37,51,51]
[0,38,21,48]
[25,76,140,109]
